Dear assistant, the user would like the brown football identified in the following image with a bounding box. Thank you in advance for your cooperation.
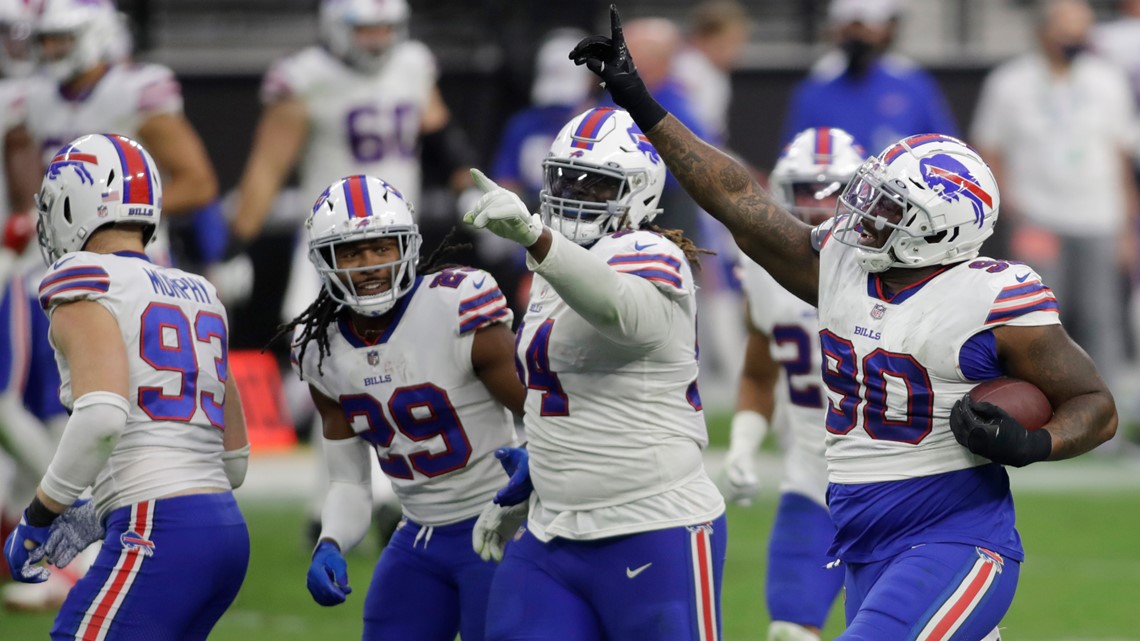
[968,377,1052,431]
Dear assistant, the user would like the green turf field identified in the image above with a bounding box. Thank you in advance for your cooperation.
[3,489,1139,640]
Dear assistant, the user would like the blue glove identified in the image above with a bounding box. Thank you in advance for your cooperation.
[493,447,533,506]
[43,499,104,568]
[3,510,52,583]
[191,200,229,264]
[306,540,352,606]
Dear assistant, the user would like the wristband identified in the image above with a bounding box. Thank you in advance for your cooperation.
[26,496,61,528]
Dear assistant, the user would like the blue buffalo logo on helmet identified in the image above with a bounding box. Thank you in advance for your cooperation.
[120,530,156,557]
[626,124,660,165]
[919,154,993,228]
[47,145,98,185]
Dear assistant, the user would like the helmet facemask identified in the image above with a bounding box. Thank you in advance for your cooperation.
[540,158,657,245]
[309,225,420,318]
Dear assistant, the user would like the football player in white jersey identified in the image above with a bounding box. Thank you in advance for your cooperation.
[721,127,864,641]
[224,0,477,304]
[575,12,1117,639]
[23,0,221,267]
[464,107,727,641]
[2,134,250,640]
[228,0,478,546]
[282,175,524,641]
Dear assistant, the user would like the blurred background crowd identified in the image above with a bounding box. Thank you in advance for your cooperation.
[1,0,1140,616]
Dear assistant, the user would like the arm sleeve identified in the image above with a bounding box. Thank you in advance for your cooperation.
[38,391,129,505]
[526,231,677,348]
[318,437,373,552]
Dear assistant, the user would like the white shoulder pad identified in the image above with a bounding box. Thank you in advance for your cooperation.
[37,252,112,312]
[973,259,1061,329]
[424,267,512,336]
[391,40,438,83]
[260,46,331,104]
[118,63,183,116]
[596,229,690,298]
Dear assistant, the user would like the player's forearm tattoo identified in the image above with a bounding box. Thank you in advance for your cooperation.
[645,116,817,300]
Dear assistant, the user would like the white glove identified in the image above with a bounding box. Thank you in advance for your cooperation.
[462,169,543,247]
[471,500,528,562]
[718,410,769,507]
[206,253,254,306]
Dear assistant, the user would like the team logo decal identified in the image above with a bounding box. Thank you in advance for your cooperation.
[919,154,992,228]
[627,125,660,165]
[120,530,156,557]
[977,547,1004,573]
[47,147,97,185]
[870,303,886,319]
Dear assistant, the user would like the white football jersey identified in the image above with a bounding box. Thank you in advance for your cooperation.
[24,63,183,166]
[518,230,724,541]
[39,251,231,517]
[0,78,26,219]
[25,64,183,265]
[261,43,437,207]
[292,269,518,526]
[815,219,1061,483]
[740,257,829,506]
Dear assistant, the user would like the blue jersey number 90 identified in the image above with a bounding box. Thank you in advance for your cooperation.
[819,329,933,444]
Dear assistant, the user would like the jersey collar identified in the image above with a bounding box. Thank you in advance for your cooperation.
[337,275,422,347]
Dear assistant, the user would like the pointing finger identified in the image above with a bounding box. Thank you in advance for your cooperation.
[470,168,499,194]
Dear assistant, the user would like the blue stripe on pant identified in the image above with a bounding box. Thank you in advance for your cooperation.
[485,514,728,641]
[52,492,248,641]
[362,515,498,641]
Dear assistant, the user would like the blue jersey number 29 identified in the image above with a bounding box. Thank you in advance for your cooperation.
[340,385,473,479]
[137,303,228,429]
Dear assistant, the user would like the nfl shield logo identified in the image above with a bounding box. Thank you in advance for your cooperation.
[367,351,379,366]
[871,304,886,319]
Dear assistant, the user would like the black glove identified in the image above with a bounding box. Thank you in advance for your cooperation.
[949,394,1052,468]
[569,5,667,132]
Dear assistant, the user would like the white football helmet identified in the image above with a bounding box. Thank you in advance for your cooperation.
[320,0,408,75]
[36,133,162,265]
[541,108,666,244]
[35,0,128,82]
[771,127,865,224]
[833,133,1000,273]
[306,175,420,317]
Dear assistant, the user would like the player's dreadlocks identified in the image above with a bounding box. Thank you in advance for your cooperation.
[646,223,714,269]
[418,226,473,275]
[270,227,475,377]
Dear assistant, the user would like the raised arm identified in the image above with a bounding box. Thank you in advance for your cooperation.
[569,6,819,304]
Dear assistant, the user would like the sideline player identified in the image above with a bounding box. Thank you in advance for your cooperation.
[3,134,250,640]
[283,175,524,641]
[573,10,1117,639]
[721,127,863,641]
[24,0,220,267]
[465,107,727,641]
